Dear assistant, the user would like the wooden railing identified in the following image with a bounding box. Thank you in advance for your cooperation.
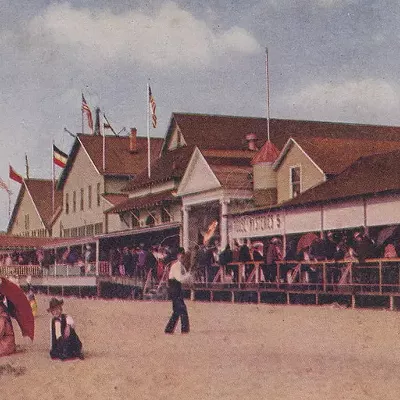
[0,261,113,278]
[188,258,400,294]
[0,264,42,277]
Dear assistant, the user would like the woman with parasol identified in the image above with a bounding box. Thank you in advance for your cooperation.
[0,294,16,356]
[0,277,35,357]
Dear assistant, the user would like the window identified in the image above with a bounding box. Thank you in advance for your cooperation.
[97,183,101,207]
[131,210,140,228]
[145,213,155,226]
[94,223,103,235]
[65,193,69,215]
[161,205,171,223]
[88,185,92,209]
[290,166,301,198]
[24,214,30,231]
[86,224,94,236]
[80,188,84,211]
[73,191,76,213]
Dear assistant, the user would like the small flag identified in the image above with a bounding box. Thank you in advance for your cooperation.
[81,94,94,133]
[53,145,68,168]
[103,113,117,136]
[9,165,23,184]
[149,86,157,128]
[0,178,11,195]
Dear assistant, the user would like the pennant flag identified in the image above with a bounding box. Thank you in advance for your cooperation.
[0,178,11,195]
[53,145,68,168]
[9,165,23,184]
[149,86,157,128]
[81,94,94,133]
[103,113,117,136]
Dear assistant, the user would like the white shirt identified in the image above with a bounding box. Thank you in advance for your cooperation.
[168,259,188,282]
[51,315,75,339]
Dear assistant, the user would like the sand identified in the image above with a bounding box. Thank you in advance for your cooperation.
[1,295,400,399]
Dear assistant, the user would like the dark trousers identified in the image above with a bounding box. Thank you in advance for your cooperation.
[50,329,83,360]
[165,295,190,333]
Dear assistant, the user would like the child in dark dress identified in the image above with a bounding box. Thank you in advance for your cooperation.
[47,298,84,361]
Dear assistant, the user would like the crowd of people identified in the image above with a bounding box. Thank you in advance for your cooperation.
[186,228,400,286]
[2,227,400,287]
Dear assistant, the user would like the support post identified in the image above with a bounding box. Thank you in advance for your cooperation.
[182,205,190,251]
[96,239,100,276]
[220,199,229,249]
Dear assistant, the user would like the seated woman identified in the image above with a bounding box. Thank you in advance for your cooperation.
[47,298,84,361]
[0,295,16,357]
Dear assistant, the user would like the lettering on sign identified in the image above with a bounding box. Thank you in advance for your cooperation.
[230,214,282,235]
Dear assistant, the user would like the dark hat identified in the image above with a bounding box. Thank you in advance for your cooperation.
[47,297,64,312]
[177,247,185,255]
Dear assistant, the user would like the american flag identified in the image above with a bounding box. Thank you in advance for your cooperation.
[0,177,11,195]
[149,86,157,128]
[81,94,94,133]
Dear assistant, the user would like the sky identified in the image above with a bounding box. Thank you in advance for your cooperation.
[1,0,399,231]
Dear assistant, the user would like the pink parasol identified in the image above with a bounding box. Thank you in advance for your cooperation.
[297,232,319,253]
[0,277,34,340]
[203,220,218,245]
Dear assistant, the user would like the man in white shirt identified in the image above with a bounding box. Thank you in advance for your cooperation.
[165,247,190,334]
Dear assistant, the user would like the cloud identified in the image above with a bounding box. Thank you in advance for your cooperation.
[277,79,400,124]
[312,0,355,8]
[24,2,261,68]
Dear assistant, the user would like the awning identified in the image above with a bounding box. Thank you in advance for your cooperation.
[95,222,181,239]
[105,191,178,214]
[41,236,97,250]
[0,236,68,251]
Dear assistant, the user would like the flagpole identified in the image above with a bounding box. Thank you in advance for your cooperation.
[102,110,106,172]
[52,141,55,216]
[147,81,151,178]
[25,153,29,179]
[8,164,11,220]
[266,47,270,142]
[81,93,84,134]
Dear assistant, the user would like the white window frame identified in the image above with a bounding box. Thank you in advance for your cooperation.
[289,165,302,199]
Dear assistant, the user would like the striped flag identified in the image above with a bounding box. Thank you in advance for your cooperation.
[81,94,94,133]
[9,165,23,184]
[0,178,11,194]
[53,145,68,168]
[149,86,157,128]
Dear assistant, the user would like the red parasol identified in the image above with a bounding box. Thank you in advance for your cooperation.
[0,277,34,340]
[297,232,319,253]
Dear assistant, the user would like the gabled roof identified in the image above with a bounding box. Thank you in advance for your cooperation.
[209,164,253,190]
[125,113,400,195]
[102,193,129,206]
[280,150,400,208]
[286,136,400,175]
[122,145,195,191]
[57,134,163,189]
[162,113,400,155]
[105,191,178,214]
[7,179,63,232]
[162,113,271,154]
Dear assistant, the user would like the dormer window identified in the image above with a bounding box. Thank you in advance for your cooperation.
[290,166,301,198]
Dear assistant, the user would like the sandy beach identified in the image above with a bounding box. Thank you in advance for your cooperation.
[2,295,400,399]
